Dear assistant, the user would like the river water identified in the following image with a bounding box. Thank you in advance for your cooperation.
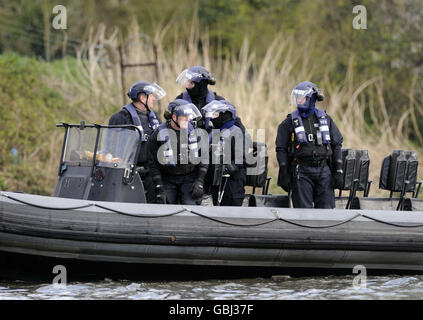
[1,274,423,300]
[1,196,423,300]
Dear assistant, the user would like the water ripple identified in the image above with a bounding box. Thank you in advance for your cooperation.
[2,275,423,300]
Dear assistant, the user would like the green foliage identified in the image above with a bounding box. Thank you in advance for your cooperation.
[0,54,55,164]
[198,0,299,57]
[3,164,51,194]
[0,175,6,190]
[0,1,423,194]
[0,53,71,194]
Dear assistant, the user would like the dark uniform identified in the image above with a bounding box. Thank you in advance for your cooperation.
[176,89,224,111]
[275,111,343,208]
[176,89,246,133]
[108,105,161,203]
[201,101,247,206]
[208,126,246,206]
[147,121,208,205]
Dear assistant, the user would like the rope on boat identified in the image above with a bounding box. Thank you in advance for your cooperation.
[361,214,423,228]
[276,213,362,229]
[0,192,95,210]
[184,208,361,229]
[95,204,186,218]
[2,192,423,229]
[182,207,280,227]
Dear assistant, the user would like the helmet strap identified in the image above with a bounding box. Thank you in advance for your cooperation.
[136,93,150,112]
[171,116,181,129]
[144,95,151,112]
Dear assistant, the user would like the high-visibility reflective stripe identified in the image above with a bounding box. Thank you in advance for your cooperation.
[295,126,305,134]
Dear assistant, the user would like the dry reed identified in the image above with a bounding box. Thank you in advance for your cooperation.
[46,19,422,197]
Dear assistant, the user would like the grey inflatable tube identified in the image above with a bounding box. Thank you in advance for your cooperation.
[1,192,423,271]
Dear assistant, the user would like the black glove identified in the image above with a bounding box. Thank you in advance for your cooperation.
[191,180,204,199]
[224,163,239,176]
[155,185,167,204]
[333,170,344,190]
[191,167,207,199]
[277,165,291,193]
[333,160,344,190]
[153,175,167,204]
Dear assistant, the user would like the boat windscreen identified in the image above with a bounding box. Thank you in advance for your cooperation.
[62,127,139,168]
[96,127,139,168]
[63,127,98,166]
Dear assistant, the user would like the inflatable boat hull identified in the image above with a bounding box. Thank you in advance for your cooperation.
[1,192,423,272]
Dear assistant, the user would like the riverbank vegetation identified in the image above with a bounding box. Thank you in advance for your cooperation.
[1,1,422,196]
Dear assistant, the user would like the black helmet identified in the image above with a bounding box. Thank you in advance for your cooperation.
[127,81,166,101]
[164,99,202,121]
[176,66,216,87]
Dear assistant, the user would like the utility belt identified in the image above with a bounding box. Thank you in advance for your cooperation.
[293,158,328,167]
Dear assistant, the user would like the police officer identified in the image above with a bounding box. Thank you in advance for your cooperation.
[147,99,208,205]
[203,100,246,206]
[175,66,246,132]
[108,81,166,203]
[275,81,343,209]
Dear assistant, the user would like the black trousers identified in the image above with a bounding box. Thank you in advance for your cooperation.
[211,188,244,206]
[291,165,335,209]
[162,172,202,205]
[210,176,245,207]
[140,172,156,204]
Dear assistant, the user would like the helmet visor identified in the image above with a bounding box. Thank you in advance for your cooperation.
[174,103,202,121]
[176,69,203,86]
[143,83,166,100]
[203,101,226,118]
[203,100,236,119]
[290,88,314,106]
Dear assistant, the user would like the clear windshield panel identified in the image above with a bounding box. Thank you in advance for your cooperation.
[96,127,140,168]
[63,127,98,166]
[62,127,140,168]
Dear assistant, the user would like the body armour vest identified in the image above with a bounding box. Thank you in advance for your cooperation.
[291,108,330,144]
[209,121,241,162]
[123,103,160,141]
[290,109,332,161]
[157,122,199,167]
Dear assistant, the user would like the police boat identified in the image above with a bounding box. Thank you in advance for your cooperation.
[1,122,423,275]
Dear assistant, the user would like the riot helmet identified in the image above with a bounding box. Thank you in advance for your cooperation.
[290,81,324,115]
[176,66,216,87]
[202,100,236,129]
[165,99,202,129]
[127,81,166,110]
